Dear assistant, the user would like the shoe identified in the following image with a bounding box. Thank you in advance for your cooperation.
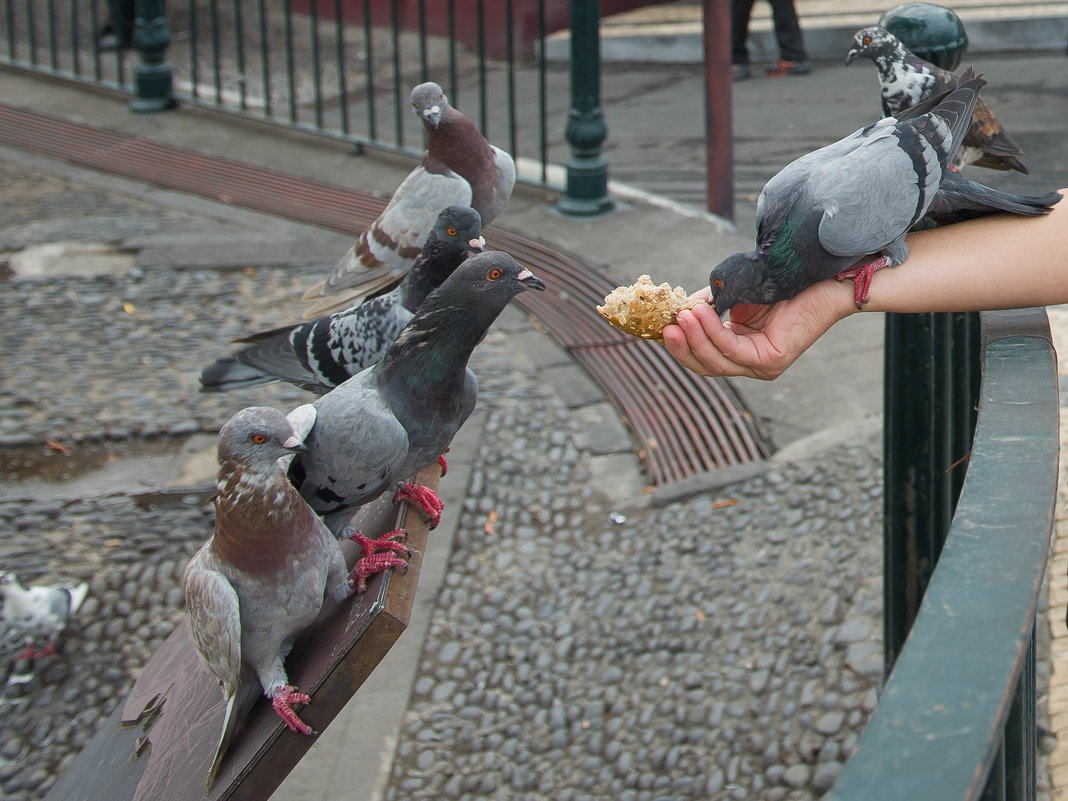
[765,59,811,77]
[731,63,751,81]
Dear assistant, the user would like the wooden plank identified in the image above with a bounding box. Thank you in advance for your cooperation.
[44,466,439,801]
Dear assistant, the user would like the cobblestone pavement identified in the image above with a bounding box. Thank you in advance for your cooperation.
[0,131,1058,801]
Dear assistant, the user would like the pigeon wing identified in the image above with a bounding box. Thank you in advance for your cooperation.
[184,550,243,698]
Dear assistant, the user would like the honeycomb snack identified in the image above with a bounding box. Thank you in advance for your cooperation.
[596,275,701,342]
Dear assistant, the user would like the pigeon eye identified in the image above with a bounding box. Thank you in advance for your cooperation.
[713,278,724,290]
[447,227,458,236]
[487,268,503,281]
[251,434,266,444]
[862,36,871,44]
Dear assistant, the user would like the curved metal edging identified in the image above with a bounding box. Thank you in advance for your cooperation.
[829,307,1059,801]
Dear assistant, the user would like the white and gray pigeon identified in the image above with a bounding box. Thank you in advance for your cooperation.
[0,572,88,662]
[845,26,1028,173]
[300,82,516,318]
[287,251,545,552]
[200,206,486,394]
[709,70,984,315]
[183,406,360,788]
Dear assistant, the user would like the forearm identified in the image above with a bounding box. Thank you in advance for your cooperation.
[840,199,1068,317]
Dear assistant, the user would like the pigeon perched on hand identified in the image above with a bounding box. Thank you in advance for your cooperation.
[845,26,1028,173]
[709,71,984,314]
[0,572,88,662]
[288,250,545,552]
[199,206,486,394]
[301,82,516,318]
[183,406,361,787]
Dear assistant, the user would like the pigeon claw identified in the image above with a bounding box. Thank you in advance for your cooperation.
[834,256,890,309]
[272,685,316,735]
[393,482,444,529]
[350,529,412,593]
[438,447,451,477]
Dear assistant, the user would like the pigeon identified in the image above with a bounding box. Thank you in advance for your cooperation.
[845,26,1029,173]
[183,406,361,787]
[199,206,487,394]
[287,251,545,561]
[709,71,984,314]
[300,82,516,318]
[0,572,88,662]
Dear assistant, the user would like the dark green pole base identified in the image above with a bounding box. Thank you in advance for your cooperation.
[128,64,176,113]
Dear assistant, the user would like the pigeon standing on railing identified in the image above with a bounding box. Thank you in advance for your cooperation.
[845,26,1029,173]
[0,571,88,663]
[301,81,516,318]
[183,406,360,788]
[709,71,984,314]
[287,251,545,560]
[199,206,486,394]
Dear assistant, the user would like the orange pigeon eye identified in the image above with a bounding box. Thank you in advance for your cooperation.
[487,269,502,281]
[863,36,871,45]
[447,227,458,236]
[713,278,724,290]
[252,434,266,444]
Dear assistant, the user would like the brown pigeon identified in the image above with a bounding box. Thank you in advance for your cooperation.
[845,26,1029,173]
[300,81,516,318]
[183,406,361,787]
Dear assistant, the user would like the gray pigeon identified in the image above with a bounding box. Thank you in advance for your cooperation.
[183,406,358,788]
[0,572,88,662]
[287,251,545,548]
[301,82,516,318]
[200,206,487,394]
[709,71,984,314]
[845,26,1028,173]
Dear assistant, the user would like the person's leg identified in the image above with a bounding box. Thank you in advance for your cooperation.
[766,0,810,71]
[730,0,757,66]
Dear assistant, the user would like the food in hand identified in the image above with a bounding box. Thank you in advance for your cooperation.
[597,275,701,342]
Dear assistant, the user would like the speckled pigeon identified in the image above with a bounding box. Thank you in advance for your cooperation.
[200,206,486,394]
[845,26,1028,173]
[183,406,360,788]
[0,572,88,662]
[288,251,545,545]
[301,82,516,318]
[709,71,984,314]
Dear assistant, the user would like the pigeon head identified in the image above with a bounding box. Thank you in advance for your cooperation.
[410,81,450,128]
[428,205,486,256]
[217,407,306,473]
[709,252,779,315]
[845,26,902,65]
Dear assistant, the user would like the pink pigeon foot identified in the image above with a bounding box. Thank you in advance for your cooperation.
[393,482,444,528]
[272,685,315,735]
[438,447,451,477]
[834,256,891,308]
[350,530,411,592]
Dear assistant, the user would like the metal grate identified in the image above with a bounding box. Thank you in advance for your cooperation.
[0,102,770,486]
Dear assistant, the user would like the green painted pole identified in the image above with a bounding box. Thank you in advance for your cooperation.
[557,0,614,217]
[128,0,175,113]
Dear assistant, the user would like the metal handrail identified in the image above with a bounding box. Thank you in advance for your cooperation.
[831,307,1059,800]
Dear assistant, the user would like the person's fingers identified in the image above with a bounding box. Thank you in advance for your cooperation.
[666,308,754,378]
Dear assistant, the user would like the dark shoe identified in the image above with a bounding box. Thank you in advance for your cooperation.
[765,59,811,77]
[731,63,751,81]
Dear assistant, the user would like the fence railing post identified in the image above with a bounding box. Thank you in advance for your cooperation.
[128,0,175,113]
[557,0,614,217]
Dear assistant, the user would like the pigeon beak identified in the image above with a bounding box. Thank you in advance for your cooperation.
[283,434,309,453]
[517,268,546,292]
[423,105,442,126]
[844,49,857,66]
[469,236,486,252]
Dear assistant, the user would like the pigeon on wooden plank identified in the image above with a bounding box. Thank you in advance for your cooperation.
[301,82,516,319]
[288,251,545,550]
[183,406,361,788]
[200,206,486,394]
[845,26,1028,173]
[0,572,88,662]
[709,70,984,314]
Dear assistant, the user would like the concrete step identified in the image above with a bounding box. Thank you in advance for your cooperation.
[545,0,1068,62]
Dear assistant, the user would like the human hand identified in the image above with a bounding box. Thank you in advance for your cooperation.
[662,281,852,380]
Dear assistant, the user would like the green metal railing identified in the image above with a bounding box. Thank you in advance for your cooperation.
[834,307,1058,800]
